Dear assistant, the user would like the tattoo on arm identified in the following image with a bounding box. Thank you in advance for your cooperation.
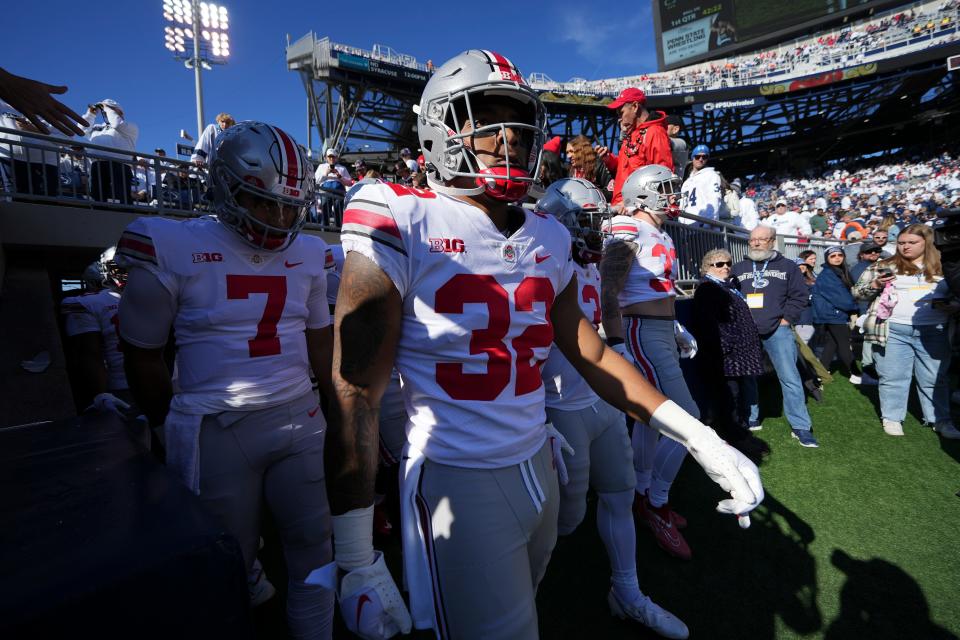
[600,240,635,339]
[326,252,401,514]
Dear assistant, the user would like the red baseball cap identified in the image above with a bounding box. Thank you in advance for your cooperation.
[607,87,646,110]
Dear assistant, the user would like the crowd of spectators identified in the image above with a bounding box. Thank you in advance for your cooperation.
[530,0,960,98]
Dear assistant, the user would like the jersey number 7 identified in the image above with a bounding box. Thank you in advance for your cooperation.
[226,274,287,357]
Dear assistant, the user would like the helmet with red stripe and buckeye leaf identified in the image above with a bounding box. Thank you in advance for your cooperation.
[210,121,314,251]
[415,49,547,202]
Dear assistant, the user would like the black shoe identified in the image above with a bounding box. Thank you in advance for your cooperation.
[804,379,823,403]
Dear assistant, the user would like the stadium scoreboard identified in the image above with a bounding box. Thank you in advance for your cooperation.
[653,0,902,69]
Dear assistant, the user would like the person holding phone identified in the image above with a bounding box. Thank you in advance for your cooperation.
[853,224,960,438]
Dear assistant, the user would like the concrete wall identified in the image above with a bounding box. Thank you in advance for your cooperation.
[0,266,75,426]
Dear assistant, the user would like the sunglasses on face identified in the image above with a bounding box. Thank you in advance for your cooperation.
[694,154,708,160]
[710,260,732,267]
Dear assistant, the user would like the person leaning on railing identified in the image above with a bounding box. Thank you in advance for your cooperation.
[853,223,960,439]
[82,99,138,205]
[0,105,61,197]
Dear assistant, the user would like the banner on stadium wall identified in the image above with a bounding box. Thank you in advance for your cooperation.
[331,51,430,83]
[692,96,765,112]
[759,63,878,95]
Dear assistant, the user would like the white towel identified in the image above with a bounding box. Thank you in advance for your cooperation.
[399,443,438,632]
[164,408,204,495]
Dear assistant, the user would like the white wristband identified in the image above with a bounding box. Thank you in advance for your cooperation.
[332,505,376,571]
[648,399,716,447]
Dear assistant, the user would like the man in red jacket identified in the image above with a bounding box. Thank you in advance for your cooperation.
[606,88,673,207]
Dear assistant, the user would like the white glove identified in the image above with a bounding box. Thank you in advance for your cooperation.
[674,321,698,359]
[545,422,575,486]
[86,392,131,416]
[649,400,763,520]
[610,340,636,366]
[307,507,412,640]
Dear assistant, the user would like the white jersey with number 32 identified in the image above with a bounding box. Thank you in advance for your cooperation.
[340,182,575,468]
[541,261,601,411]
[602,215,676,306]
[116,216,332,414]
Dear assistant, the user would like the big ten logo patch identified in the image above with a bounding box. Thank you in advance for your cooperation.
[429,238,466,254]
[193,252,224,263]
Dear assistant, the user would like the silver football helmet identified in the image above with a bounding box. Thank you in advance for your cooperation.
[620,164,682,219]
[98,246,127,290]
[535,178,609,263]
[210,121,314,251]
[415,50,547,201]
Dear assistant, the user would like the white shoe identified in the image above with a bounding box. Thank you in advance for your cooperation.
[848,374,862,385]
[608,588,689,639]
[882,419,904,437]
[933,422,960,440]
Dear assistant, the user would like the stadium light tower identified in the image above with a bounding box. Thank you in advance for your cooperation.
[162,0,230,139]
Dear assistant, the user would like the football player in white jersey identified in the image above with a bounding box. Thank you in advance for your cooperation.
[599,164,703,561]
[324,51,762,640]
[116,122,337,638]
[537,178,688,639]
[61,246,133,415]
[679,145,723,225]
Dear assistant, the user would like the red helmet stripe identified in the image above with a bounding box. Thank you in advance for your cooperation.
[272,126,299,188]
[483,50,522,82]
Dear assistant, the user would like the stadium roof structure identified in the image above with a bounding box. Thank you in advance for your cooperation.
[286,20,960,171]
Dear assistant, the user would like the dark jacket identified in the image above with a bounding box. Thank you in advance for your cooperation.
[797,279,814,325]
[811,266,858,324]
[690,277,765,378]
[732,251,809,337]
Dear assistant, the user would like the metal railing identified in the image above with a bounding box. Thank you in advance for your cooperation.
[0,126,210,216]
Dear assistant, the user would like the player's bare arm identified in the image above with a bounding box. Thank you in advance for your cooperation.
[306,326,335,415]
[599,239,636,340]
[553,277,665,423]
[553,277,764,519]
[121,341,172,429]
[327,251,402,514]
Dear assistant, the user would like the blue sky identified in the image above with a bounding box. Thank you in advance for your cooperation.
[2,1,657,156]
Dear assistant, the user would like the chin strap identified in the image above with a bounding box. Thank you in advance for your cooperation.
[425,174,485,197]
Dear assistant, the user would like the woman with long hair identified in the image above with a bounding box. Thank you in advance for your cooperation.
[853,224,960,438]
[811,246,861,383]
[566,135,612,197]
[795,250,817,344]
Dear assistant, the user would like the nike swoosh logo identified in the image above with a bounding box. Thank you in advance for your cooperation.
[535,253,551,264]
[285,260,303,268]
[356,593,372,629]
[308,406,320,417]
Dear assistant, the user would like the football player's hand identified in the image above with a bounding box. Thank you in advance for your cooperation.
[610,341,636,366]
[86,392,131,417]
[673,321,698,359]
[686,429,763,524]
[545,423,574,486]
[307,551,411,640]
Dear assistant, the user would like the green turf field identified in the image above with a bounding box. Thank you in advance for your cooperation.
[537,375,960,639]
[254,373,958,639]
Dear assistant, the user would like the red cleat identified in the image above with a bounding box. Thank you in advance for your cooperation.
[635,494,692,560]
[632,492,687,529]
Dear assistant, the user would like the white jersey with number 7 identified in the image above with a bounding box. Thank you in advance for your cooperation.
[340,182,575,469]
[116,215,333,414]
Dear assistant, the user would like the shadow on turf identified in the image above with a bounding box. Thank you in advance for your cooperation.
[825,550,958,640]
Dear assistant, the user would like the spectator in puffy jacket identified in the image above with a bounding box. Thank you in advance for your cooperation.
[811,246,861,383]
[795,251,817,344]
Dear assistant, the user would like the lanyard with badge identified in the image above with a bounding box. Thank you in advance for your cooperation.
[705,274,746,301]
[746,259,769,309]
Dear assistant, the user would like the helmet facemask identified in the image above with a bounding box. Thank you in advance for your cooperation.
[213,162,311,252]
[418,84,546,201]
[98,246,127,290]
